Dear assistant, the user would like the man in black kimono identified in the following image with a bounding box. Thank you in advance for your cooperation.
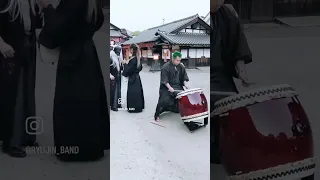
[110,46,123,111]
[154,51,189,122]
[210,0,252,164]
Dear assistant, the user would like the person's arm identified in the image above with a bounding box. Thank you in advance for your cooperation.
[224,5,252,78]
[181,65,189,87]
[122,58,136,77]
[235,60,246,74]
[160,66,172,89]
[165,83,173,90]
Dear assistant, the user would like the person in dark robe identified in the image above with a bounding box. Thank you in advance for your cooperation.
[154,51,189,122]
[38,0,109,161]
[0,0,40,157]
[122,43,144,113]
[210,0,252,164]
[110,46,123,111]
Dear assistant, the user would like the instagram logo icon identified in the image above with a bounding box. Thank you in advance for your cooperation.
[25,116,44,135]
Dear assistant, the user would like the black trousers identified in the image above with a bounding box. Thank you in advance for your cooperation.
[0,35,36,148]
[154,87,182,119]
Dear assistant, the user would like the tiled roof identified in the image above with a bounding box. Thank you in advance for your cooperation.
[110,23,121,31]
[156,32,209,46]
[123,14,199,45]
[110,29,123,37]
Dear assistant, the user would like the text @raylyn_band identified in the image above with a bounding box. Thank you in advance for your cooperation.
[26,146,80,155]
[117,98,135,111]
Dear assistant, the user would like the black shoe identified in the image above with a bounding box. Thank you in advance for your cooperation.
[6,147,26,158]
[111,107,118,111]
[22,141,39,147]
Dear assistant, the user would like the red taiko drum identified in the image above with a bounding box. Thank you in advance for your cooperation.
[213,84,315,179]
[176,88,209,122]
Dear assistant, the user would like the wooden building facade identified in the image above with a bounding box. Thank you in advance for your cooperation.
[110,24,131,46]
[225,0,320,22]
[122,14,210,71]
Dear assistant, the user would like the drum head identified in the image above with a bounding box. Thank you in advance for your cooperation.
[213,84,298,115]
[176,88,203,99]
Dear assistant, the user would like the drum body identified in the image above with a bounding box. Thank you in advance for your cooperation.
[213,84,315,179]
[176,88,208,122]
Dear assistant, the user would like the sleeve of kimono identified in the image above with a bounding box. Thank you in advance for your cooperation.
[93,1,104,32]
[122,58,137,77]
[39,0,87,47]
[35,4,43,29]
[180,64,189,82]
[160,65,170,85]
[110,56,113,67]
[234,18,252,64]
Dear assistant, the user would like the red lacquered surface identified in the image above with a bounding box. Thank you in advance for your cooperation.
[218,96,314,176]
[178,92,208,117]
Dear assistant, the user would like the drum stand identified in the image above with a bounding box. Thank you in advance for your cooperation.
[184,117,208,133]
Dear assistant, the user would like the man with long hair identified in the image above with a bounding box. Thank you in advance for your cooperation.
[110,45,123,111]
[0,0,40,157]
[211,0,252,164]
[154,51,189,122]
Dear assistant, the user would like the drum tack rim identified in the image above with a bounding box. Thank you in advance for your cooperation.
[228,157,316,180]
[213,84,299,115]
[176,88,203,99]
[181,112,209,122]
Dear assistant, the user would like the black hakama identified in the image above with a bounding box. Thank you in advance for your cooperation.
[38,0,109,161]
[122,57,145,113]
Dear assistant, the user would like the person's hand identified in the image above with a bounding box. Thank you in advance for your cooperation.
[38,0,49,9]
[0,41,15,59]
[183,81,189,90]
[110,74,115,80]
[238,69,250,87]
[168,87,175,93]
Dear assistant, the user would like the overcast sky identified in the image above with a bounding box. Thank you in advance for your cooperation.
[110,0,209,32]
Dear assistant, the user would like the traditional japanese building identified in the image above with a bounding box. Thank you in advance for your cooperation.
[110,23,131,46]
[122,14,210,70]
[225,0,320,22]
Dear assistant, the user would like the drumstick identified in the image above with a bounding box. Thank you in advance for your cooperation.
[210,91,237,96]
